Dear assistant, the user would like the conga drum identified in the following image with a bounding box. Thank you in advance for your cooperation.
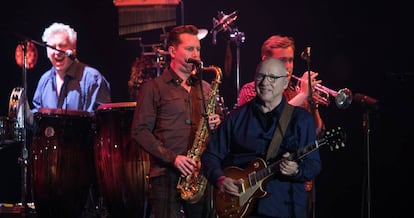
[94,102,150,218]
[30,108,95,218]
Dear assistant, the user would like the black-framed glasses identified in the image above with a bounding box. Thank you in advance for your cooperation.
[255,73,287,83]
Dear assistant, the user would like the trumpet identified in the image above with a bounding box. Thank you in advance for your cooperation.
[291,74,353,109]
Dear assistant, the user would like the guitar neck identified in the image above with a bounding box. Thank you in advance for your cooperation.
[252,137,328,183]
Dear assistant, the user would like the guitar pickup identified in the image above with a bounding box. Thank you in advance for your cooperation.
[237,182,244,194]
[248,171,257,187]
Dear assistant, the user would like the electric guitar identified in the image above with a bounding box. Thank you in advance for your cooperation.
[213,126,346,218]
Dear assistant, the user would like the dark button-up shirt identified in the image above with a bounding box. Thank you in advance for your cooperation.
[201,97,321,218]
[131,67,216,178]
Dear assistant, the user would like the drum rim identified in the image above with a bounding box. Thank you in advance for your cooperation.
[97,102,136,110]
[37,108,92,116]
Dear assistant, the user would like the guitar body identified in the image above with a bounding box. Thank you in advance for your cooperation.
[214,158,272,218]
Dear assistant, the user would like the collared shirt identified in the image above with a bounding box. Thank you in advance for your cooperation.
[32,60,111,113]
[201,97,321,218]
[131,67,216,178]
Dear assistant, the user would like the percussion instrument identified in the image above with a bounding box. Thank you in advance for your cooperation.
[30,108,95,218]
[94,102,150,218]
[1,87,25,145]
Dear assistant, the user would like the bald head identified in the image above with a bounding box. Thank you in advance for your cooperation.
[254,57,289,111]
[256,57,288,78]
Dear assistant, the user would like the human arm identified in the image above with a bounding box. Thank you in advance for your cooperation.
[289,71,325,137]
[276,108,322,182]
[288,71,321,106]
[202,106,258,195]
[201,115,230,189]
[312,104,326,138]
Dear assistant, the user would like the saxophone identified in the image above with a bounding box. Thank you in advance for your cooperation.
[177,65,223,204]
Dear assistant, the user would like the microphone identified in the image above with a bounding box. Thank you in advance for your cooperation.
[354,93,379,110]
[65,49,76,60]
[210,11,238,34]
[186,58,203,68]
[44,43,75,60]
[301,47,311,60]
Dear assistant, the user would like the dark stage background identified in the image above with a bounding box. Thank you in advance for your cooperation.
[1,0,413,217]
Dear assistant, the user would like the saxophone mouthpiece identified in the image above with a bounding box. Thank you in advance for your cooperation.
[186,58,203,68]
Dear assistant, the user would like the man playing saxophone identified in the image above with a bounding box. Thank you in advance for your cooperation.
[131,24,223,218]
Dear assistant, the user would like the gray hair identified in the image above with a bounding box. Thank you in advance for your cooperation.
[42,22,77,46]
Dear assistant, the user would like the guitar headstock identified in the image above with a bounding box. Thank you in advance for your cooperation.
[323,126,347,151]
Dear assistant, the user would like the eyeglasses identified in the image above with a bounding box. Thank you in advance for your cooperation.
[255,73,287,83]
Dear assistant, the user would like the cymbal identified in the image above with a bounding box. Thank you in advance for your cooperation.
[198,29,208,40]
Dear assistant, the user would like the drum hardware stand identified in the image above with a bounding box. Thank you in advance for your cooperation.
[210,10,245,109]
[128,34,170,77]
[16,40,30,218]
[14,36,55,217]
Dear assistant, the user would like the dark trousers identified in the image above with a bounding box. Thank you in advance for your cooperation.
[148,172,210,218]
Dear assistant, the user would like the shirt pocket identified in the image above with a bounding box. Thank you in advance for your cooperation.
[159,91,186,117]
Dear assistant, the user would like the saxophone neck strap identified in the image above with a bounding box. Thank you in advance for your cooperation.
[265,103,294,161]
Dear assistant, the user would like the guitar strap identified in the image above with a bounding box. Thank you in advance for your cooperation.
[265,103,294,161]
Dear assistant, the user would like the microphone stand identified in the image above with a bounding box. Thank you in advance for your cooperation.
[13,33,73,60]
[29,38,75,60]
[361,106,372,218]
[18,40,29,217]
[229,29,245,107]
[353,93,378,218]
[303,47,316,218]
[210,11,244,109]
[303,47,313,107]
